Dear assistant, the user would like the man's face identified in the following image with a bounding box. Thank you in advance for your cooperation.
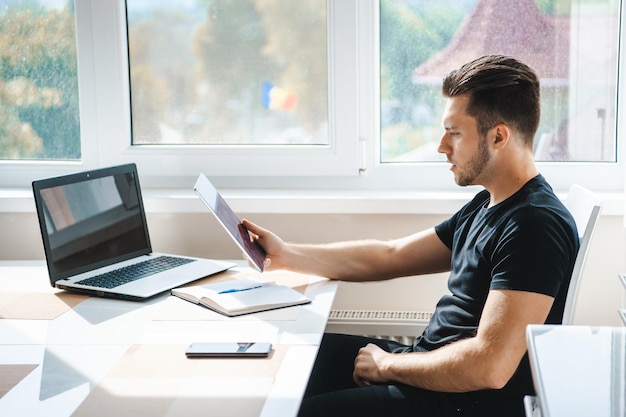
[438,95,491,187]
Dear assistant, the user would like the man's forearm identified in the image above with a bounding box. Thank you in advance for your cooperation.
[381,337,516,392]
[282,240,397,281]
[280,229,451,282]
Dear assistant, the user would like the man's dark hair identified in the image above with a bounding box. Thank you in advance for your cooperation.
[442,55,541,147]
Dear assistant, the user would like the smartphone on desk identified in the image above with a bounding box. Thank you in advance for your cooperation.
[185,342,272,358]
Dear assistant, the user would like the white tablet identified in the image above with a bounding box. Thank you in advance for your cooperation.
[194,173,266,272]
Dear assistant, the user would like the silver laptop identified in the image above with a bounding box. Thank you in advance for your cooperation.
[32,163,234,300]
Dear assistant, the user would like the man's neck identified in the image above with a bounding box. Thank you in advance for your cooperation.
[485,158,538,208]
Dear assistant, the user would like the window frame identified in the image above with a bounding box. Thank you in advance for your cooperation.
[0,0,623,195]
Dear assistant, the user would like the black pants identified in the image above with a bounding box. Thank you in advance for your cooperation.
[298,333,524,417]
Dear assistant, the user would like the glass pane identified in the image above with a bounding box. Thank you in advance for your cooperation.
[126,0,328,146]
[380,0,619,163]
[0,1,80,161]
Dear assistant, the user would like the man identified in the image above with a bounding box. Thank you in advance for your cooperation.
[244,55,579,417]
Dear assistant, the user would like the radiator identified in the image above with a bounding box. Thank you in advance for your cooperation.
[326,309,433,345]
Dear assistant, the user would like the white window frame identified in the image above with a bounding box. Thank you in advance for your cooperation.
[0,0,623,195]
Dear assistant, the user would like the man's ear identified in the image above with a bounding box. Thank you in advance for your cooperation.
[490,124,511,149]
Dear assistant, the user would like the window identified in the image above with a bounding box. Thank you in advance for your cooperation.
[379,0,619,164]
[95,0,359,182]
[0,0,623,194]
[126,1,328,147]
[0,1,79,161]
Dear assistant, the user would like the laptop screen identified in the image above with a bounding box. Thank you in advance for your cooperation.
[33,164,151,282]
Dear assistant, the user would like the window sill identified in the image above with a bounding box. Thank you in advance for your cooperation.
[2,188,623,216]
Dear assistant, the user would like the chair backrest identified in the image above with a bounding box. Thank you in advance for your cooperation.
[561,184,601,325]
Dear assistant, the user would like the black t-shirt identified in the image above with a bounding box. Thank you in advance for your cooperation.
[414,175,578,401]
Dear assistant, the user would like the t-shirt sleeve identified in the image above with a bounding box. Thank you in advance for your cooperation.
[489,207,577,297]
[435,214,456,251]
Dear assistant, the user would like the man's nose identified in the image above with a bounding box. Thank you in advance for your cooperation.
[437,132,448,155]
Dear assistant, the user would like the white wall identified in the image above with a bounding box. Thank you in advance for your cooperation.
[2,210,623,327]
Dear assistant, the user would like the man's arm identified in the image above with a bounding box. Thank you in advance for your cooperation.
[353,289,554,391]
[243,220,452,282]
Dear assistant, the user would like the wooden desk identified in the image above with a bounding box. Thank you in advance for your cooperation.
[526,325,626,417]
[0,261,338,417]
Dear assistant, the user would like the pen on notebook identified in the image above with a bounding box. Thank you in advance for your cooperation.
[218,282,275,294]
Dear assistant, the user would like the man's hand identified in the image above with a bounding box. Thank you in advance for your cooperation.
[353,343,393,387]
[242,219,286,271]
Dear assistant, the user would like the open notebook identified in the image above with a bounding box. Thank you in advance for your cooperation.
[172,278,311,316]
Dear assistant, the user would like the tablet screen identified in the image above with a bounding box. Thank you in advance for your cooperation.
[194,174,266,272]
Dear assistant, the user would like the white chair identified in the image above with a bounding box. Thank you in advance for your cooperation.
[523,394,541,417]
[561,184,602,325]
[523,185,601,417]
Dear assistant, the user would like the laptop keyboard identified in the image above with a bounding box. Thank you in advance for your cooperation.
[76,256,196,289]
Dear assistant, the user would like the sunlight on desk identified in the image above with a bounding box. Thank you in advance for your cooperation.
[0,292,87,320]
[73,344,287,417]
[0,261,338,417]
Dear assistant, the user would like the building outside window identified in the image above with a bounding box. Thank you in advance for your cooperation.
[380,0,618,164]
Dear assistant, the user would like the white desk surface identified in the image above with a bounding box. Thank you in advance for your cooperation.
[0,261,338,417]
[526,324,626,417]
